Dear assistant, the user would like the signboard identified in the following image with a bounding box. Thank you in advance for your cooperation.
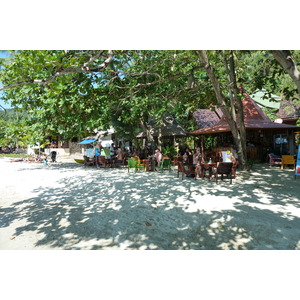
[296,145,300,177]
[222,151,232,162]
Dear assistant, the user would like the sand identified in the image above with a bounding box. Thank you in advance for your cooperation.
[0,156,300,250]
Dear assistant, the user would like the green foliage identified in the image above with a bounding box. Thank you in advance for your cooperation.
[1,49,300,151]
[240,50,300,98]
[261,107,278,120]
[162,145,177,158]
[204,136,218,150]
[0,108,36,147]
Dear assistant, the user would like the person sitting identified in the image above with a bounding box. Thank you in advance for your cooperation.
[132,148,139,157]
[96,142,103,155]
[116,148,124,165]
[229,153,237,164]
[183,147,193,164]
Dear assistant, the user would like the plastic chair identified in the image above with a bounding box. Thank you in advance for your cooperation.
[281,155,295,169]
[155,158,171,172]
[268,153,282,167]
[127,158,145,172]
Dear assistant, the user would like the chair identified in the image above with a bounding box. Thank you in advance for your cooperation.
[198,163,215,179]
[155,158,171,172]
[127,158,145,172]
[281,155,295,170]
[132,156,145,168]
[212,162,233,184]
[97,156,106,168]
[177,161,196,180]
[83,155,94,167]
[171,156,179,166]
[268,153,282,167]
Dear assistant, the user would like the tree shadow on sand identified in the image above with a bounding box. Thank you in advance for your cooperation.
[1,163,300,249]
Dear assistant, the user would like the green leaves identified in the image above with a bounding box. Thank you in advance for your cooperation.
[2,49,299,149]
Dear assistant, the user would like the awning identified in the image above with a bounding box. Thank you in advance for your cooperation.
[78,138,97,145]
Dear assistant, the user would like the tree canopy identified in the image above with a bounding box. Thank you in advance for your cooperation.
[1,50,300,168]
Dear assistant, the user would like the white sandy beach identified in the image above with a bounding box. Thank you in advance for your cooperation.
[0,157,300,250]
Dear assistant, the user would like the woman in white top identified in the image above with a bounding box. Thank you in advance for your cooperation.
[154,149,163,166]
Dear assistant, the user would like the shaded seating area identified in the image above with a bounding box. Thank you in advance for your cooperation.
[268,153,282,167]
[281,155,295,170]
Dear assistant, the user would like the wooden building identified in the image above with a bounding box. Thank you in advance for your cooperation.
[190,93,299,161]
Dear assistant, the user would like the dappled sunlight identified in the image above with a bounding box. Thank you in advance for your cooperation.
[1,161,300,249]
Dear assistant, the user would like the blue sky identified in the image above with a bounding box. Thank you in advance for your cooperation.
[0,86,11,109]
[0,51,12,109]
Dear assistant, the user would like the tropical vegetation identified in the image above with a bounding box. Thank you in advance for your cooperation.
[0,50,300,169]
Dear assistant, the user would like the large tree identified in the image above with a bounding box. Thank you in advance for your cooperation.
[1,50,299,164]
[197,50,248,169]
[0,50,211,146]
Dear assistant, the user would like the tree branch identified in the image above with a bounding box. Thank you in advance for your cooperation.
[271,50,300,96]
[0,50,114,91]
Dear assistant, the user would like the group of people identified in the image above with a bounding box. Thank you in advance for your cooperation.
[94,142,166,166]
[90,141,238,170]
[181,146,237,166]
[93,142,128,165]
[10,153,49,164]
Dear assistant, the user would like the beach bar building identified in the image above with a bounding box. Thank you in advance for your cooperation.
[190,92,299,161]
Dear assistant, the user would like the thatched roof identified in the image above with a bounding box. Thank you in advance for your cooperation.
[193,108,223,129]
[190,93,298,135]
[136,115,187,138]
[276,99,300,121]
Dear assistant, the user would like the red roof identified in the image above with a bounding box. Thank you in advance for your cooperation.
[190,93,299,135]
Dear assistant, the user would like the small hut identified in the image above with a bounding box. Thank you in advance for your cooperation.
[136,115,187,152]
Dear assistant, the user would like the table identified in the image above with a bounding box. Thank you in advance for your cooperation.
[198,163,217,179]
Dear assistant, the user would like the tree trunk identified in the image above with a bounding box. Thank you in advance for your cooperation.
[157,122,163,151]
[140,119,155,154]
[271,50,300,96]
[228,51,247,165]
[198,50,248,169]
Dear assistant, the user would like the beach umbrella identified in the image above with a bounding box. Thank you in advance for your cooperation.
[78,138,98,145]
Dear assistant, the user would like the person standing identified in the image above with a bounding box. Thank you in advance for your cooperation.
[110,143,116,157]
[193,147,201,165]
[154,149,163,166]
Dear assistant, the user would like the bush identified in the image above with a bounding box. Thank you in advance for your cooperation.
[162,145,177,158]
